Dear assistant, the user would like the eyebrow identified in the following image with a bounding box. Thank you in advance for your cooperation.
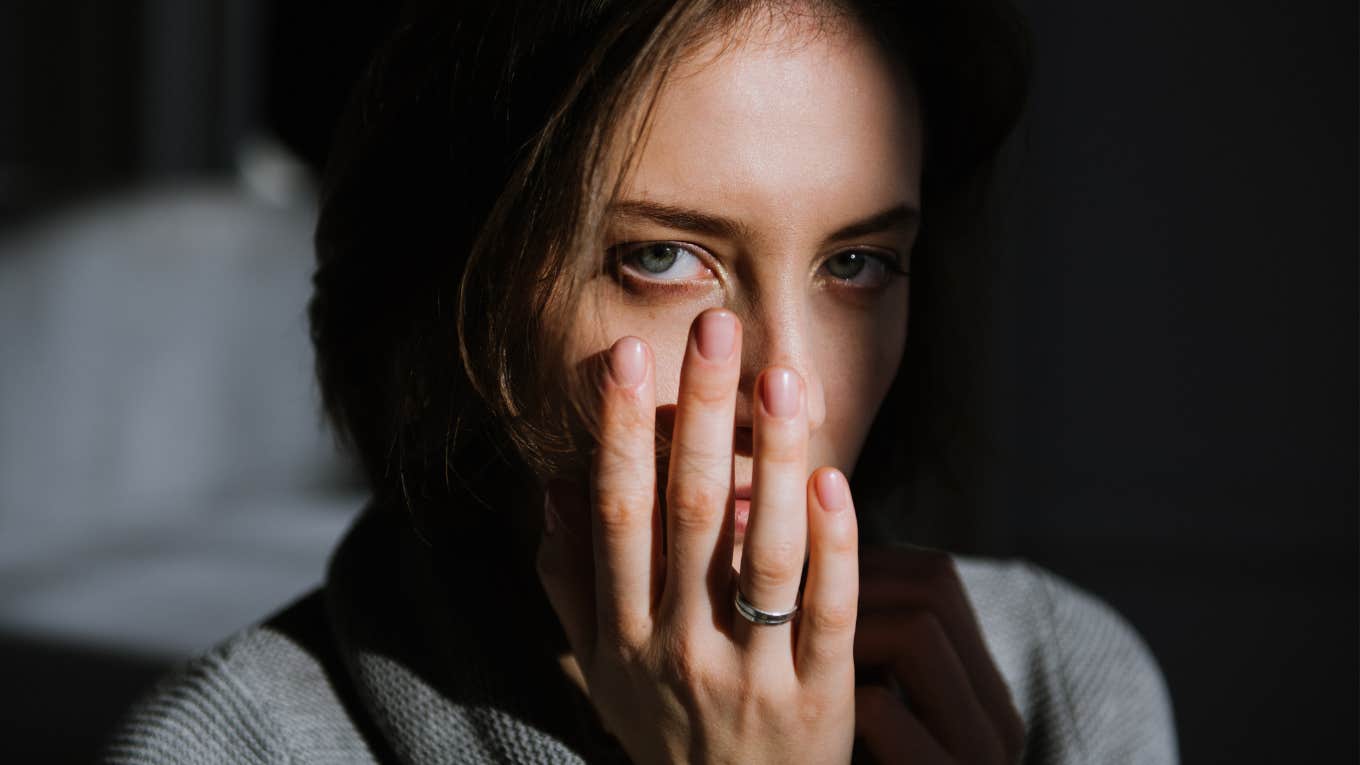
[609,200,749,240]
[825,204,919,243]
[608,199,919,245]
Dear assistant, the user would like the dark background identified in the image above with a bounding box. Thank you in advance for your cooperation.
[0,0,1354,762]
[991,1,1356,761]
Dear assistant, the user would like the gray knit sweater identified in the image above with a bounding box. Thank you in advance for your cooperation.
[104,509,1178,764]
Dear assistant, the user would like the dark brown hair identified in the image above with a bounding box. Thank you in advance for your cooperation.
[309,0,1030,544]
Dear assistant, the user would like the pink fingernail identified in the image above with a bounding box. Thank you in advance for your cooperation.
[696,310,735,361]
[815,469,847,512]
[761,367,799,419]
[610,337,646,387]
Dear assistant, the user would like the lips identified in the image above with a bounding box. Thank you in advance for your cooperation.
[734,485,752,535]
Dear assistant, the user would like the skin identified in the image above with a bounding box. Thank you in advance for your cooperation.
[570,13,916,567]
[535,11,1024,764]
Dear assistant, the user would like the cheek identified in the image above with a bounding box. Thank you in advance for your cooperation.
[645,319,690,405]
[872,295,910,402]
[560,283,608,370]
[814,289,909,462]
[561,279,699,405]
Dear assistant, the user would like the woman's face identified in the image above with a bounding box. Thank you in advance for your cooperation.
[563,15,923,561]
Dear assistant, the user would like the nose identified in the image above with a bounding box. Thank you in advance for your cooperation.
[734,301,827,433]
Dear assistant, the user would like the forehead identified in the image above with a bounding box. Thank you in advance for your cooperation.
[618,13,923,232]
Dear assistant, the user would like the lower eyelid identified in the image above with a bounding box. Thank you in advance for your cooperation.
[617,266,718,296]
[621,261,713,282]
[819,257,900,289]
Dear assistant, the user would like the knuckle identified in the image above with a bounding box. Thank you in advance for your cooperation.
[693,663,737,705]
[594,495,646,535]
[679,373,735,408]
[602,393,648,429]
[806,601,857,635]
[671,448,719,476]
[657,630,709,686]
[794,690,837,727]
[743,541,803,591]
[738,659,792,706]
[669,504,722,538]
[592,439,642,471]
[749,677,797,714]
[755,433,805,467]
[667,482,727,524]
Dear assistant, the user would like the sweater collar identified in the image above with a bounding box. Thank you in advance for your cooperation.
[323,506,627,764]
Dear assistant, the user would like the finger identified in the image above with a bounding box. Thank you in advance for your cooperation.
[661,308,741,625]
[854,685,950,764]
[855,610,1004,762]
[795,467,858,687]
[590,336,662,645]
[536,481,597,660]
[859,548,1024,754]
[735,366,808,655]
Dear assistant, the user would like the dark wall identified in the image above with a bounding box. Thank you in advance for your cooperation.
[988,1,1357,761]
[0,0,392,223]
[0,3,145,215]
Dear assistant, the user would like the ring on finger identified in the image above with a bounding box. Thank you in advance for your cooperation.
[733,584,799,626]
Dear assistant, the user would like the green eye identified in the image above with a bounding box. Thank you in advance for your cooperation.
[636,244,682,274]
[826,251,869,279]
[614,242,713,283]
[821,249,906,289]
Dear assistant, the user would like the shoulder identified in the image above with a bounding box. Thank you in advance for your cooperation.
[102,591,378,765]
[952,556,1180,765]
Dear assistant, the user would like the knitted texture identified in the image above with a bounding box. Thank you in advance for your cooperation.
[104,512,1178,764]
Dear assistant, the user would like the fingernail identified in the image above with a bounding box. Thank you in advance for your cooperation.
[610,337,646,387]
[761,367,799,419]
[815,469,848,513]
[696,310,735,361]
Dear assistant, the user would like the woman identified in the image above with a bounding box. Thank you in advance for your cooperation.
[107,0,1177,762]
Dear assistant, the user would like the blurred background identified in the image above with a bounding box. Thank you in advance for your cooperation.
[0,0,1354,762]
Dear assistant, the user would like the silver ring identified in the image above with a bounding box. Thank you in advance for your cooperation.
[733,585,799,626]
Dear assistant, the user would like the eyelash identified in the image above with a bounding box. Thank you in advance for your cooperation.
[608,241,908,291]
